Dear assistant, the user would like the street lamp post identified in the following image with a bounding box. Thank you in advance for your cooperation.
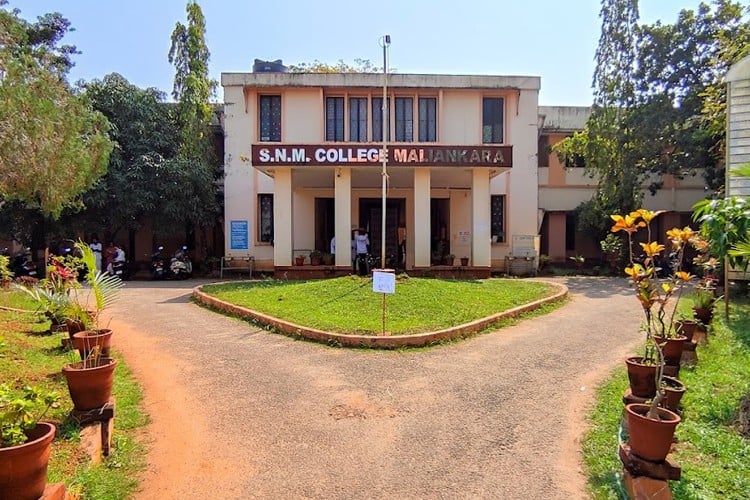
[380,35,390,270]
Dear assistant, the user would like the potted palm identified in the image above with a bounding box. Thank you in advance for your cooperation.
[610,209,692,461]
[62,241,122,411]
[691,284,718,325]
[0,384,59,499]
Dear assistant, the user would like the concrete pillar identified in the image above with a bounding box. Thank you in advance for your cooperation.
[414,168,431,266]
[472,169,491,266]
[334,168,352,267]
[273,168,292,266]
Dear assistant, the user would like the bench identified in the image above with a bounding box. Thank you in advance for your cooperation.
[220,256,254,279]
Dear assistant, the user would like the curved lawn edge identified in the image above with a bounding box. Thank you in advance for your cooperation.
[193,280,568,348]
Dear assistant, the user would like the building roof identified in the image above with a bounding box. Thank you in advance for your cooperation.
[539,106,590,133]
[221,72,540,91]
[726,54,750,83]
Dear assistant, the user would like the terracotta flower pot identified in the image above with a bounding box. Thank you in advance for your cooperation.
[674,319,698,343]
[62,357,117,411]
[72,329,113,360]
[652,335,687,368]
[0,422,55,500]
[626,403,680,462]
[625,357,658,399]
[294,257,305,266]
[693,306,714,325]
[660,376,687,413]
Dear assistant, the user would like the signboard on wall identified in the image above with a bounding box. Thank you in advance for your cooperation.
[251,144,513,168]
[230,220,249,250]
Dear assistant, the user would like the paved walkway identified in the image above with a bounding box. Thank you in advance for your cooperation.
[109,277,642,499]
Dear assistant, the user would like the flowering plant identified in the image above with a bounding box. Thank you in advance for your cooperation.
[610,209,697,353]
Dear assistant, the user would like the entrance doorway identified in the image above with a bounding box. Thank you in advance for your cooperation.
[431,198,450,264]
[314,198,335,253]
[358,198,406,269]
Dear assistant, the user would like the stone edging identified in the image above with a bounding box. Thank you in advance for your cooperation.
[192,280,568,349]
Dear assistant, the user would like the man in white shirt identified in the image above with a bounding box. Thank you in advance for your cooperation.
[354,230,370,276]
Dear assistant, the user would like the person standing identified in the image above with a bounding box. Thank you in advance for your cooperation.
[354,229,370,276]
[103,241,116,274]
[89,234,103,272]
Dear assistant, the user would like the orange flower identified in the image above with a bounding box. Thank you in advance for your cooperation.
[674,271,693,282]
[610,214,644,234]
[634,209,665,224]
[640,241,665,257]
[666,227,695,245]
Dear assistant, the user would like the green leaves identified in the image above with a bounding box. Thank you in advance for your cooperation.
[0,383,59,448]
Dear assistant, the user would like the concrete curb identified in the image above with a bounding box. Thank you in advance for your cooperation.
[192,280,569,349]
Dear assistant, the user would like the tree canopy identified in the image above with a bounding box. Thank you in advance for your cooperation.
[554,0,750,237]
[0,2,112,220]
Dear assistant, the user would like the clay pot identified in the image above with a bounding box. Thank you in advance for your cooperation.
[72,329,112,360]
[460,257,469,266]
[652,335,687,368]
[62,357,117,411]
[294,257,305,266]
[626,403,681,462]
[693,306,714,325]
[0,422,55,500]
[674,319,698,343]
[660,376,687,413]
[625,357,658,399]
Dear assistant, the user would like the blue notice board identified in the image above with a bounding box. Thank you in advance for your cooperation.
[230,220,249,250]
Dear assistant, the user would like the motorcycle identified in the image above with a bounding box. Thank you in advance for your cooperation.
[12,248,37,278]
[111,259,130,280]
[150,246,167,280]
[169,245,193,280]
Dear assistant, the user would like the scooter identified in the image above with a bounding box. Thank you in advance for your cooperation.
[150,246,167,280]
[111,259,130,280]
[169,245,192,280]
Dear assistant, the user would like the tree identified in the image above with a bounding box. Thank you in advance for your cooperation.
[554,0,641,238]
[167,1,219,229]
[0,3,113,220]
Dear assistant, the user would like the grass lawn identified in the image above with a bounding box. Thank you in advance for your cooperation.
[0,289,148,499]
[583,295,750,498]
[201,276,558,335]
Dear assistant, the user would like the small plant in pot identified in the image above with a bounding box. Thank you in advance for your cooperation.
[0,383,59,499]
[611,209,696,461]
[309,249,323,266]
[61,242,122,411]
[691,282,719,326]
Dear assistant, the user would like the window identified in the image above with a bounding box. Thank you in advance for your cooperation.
[258,194,273,243]
[491,195,505,243]
[349,97,367,142]
[326,97,345,141]
[372,97,390,142]
[565,154,585,168]
[259,95,281,142]
[482,97,504,144]
[418,97,437,142]
[394,97,413,142]
[538,134,549,167]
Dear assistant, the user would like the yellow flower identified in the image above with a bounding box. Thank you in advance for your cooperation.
[674,271,693,282]
[640,241,665,257]
[666,227,695,245]
[610,214,644,234]
[634,209,665,224]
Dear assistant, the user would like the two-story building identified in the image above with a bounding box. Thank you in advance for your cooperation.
[222,69,541,275]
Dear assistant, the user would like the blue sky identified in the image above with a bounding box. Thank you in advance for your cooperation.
[12,0,698,106]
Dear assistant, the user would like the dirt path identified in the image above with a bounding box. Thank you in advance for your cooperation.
[110,277,641,499]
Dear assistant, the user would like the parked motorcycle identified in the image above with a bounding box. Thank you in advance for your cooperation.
[150,246,167,280]
[12,248,37,278]
[169,245,192,280]
[111,259,130,280]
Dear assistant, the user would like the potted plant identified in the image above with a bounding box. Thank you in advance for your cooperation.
[610,209,693,460]
[0,383,58,499]
[322,252,335,266]
[569,254,585,272]
[295,254,305,266]
[309,249,323,266]
[444,254,455,266]
[600,232,623,272]
[460,256,469,266]
[61,241,122,411]
[691,283,718,325]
